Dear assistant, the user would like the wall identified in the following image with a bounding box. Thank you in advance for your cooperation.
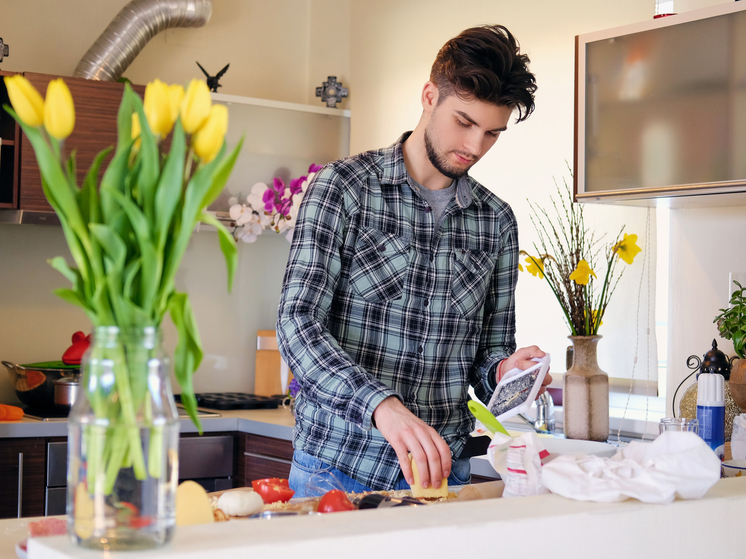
[0,0,351,405]
[349,0,658,387]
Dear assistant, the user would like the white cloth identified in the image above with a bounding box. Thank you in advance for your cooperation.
[541,431,722,504]
[487,432,550,498]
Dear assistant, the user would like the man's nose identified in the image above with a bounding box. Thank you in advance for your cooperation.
[462,130,484,157]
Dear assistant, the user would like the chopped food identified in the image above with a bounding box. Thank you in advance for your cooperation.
[217,489,264,517]
[0,404,25,421]
[408,454,449,499]
[73,482,94,539]
[317,489,356,513]
[15,370,45,392]
[251,478,295,504]
[28,517,67,538]
[176,480,215,526]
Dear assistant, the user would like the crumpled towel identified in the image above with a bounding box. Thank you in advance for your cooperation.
[541,431,722,504]
[487,431,551,498]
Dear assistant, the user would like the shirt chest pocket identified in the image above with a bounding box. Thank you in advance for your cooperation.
[349,227,410,303]
[450,249,497,319]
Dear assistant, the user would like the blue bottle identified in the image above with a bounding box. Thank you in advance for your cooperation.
[696,373,725,460]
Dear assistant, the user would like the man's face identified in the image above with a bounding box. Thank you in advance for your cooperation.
[423,89,514,180]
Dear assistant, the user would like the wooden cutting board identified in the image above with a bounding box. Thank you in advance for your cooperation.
[254,330,293,396]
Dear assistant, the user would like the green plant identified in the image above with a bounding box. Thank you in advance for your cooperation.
[715,281,746,359]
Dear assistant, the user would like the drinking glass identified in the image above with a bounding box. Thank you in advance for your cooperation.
[659,417,699,434]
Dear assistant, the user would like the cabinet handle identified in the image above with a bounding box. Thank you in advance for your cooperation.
[17,452,24,518]
[243,452,292,466]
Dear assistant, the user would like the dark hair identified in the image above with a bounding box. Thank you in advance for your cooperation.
[430,25,537,122]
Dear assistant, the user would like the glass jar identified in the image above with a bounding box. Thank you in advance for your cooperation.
[66,326,179,550]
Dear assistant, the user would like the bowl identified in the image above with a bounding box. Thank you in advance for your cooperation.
[721,459,746,478]
[541,437,619,462]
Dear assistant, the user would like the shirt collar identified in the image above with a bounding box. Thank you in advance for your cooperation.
[385,132,474,209]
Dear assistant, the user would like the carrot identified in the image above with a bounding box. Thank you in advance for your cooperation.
[0,406,6,420]
[0,404,24,421]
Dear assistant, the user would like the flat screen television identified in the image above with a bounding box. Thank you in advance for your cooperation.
[574,2,746,206]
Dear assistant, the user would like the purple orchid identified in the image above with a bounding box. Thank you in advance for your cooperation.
[262,188,277,213]
[288,378,301,398]
[308,163,323,173]
[289,177,305,195]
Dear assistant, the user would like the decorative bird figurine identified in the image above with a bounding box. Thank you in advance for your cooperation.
[196,62,230,92]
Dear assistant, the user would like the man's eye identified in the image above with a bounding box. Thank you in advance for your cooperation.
[488,130,500,138]
[457,120,470,128]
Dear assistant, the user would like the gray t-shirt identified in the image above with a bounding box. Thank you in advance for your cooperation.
[407,174,456,229]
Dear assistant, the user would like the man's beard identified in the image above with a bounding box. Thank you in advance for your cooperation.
[424,127,473,180]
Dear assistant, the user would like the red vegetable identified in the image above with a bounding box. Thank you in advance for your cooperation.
[317,489,356,513]
[251,478,295,503]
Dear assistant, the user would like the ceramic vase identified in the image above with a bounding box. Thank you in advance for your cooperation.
[563,335,609,441]
[66,326,179,550]
[730,358,746,412]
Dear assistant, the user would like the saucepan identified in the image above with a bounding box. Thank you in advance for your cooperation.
[2,361,80,410]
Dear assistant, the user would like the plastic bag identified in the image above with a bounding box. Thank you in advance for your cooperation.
[486,432,550,498]
[732,414,746,460]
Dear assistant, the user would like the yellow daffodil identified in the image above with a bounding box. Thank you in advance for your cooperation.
[43,78,75,140]
[192,104,228,163]
[518,262,524,272]
[587,309,603,328]
[168,83,185,128]
[131,112,142,152]
[4,74,45,128]
[525,256,544,279]
[569,259,596,285]
[143,79,173,137]
[180,79,211,134]
[613,233,642,265]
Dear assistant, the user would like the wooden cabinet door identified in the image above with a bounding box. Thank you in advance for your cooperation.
[0,70,21,209]
[0,438,46,518]
[238,433,294,486]
[18,73,144,212]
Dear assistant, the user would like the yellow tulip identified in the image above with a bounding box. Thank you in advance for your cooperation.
[131,112,142,152]
[613,233,642,265]
[569,259,596,285]
[43,78,75,140]
[180,79,211,134]
[143,79,172,137]
[168,83,185,127]
[4,74,45,128]
[192,104,228,163]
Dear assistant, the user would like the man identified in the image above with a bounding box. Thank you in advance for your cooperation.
[277,24,550,497]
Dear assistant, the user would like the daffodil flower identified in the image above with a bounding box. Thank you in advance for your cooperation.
[192,103,227,163]
[4,74,45,128]
[180,79,212,134]
[44,78,75,140]
[525,256,545,279]
[131,112,142,152]
[143,79,173,137]
[518,262,524,272]
[613,233,642,265]
[569,259,597,285]
[587,309,603,327]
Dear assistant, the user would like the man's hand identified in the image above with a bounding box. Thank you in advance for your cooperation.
[497,345,552,398]
[372,396,452,489]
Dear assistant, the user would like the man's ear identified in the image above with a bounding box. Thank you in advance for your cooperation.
[422,81,439,113]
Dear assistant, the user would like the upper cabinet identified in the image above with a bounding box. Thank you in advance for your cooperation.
[574,2,746,207]
[0,74,350,221]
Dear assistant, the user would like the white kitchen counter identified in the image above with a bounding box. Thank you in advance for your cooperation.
[15,478,746,559]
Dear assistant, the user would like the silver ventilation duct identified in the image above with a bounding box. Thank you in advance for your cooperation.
[74,0,212,81]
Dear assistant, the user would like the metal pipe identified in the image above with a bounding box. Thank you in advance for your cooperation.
[73,0,212,81]
[17,452,24,518]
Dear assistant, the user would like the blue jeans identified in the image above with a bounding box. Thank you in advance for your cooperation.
[289,449,472,498]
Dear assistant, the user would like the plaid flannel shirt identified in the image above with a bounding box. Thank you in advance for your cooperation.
[277,133,518,490]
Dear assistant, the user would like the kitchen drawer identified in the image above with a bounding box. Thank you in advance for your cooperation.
[237,433,293,486]
[178,435,234,480]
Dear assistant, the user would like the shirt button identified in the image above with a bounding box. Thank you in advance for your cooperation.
[378,245,386,251]
[418,346,423,354]
[425,206,431,213]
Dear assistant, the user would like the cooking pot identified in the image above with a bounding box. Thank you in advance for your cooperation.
[2,361,80,409]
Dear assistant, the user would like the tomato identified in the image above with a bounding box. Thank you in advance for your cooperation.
[251,478,295,503]
[317,489,356,513]
[129,515,154,529]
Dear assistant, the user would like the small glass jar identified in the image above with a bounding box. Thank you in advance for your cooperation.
[66,326,179,550]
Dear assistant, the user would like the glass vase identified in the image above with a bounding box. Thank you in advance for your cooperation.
[66,326,179,550]
[562,335,609,441]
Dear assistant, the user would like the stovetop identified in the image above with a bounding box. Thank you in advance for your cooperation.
[23,405,221,422]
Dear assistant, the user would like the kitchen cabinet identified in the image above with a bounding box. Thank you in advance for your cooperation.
[0,437,45,518]
[19,73,144,213]
[236,433,293,486]
[0,70,21,210]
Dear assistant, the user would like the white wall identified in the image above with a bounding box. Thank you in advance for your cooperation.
[0,0,351,405]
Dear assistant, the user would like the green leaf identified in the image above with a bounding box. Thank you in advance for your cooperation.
[168,292,203,433]
[79,147,112,224]
[48,256,81,289]
[130,90,160,224]
[200,137,244,210]
[154,119,185,252]
[199,212,237,292]
[89,224,126,278]
[53,287,93,314]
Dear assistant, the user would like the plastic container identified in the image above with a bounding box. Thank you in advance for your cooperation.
[696,373,725,459]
